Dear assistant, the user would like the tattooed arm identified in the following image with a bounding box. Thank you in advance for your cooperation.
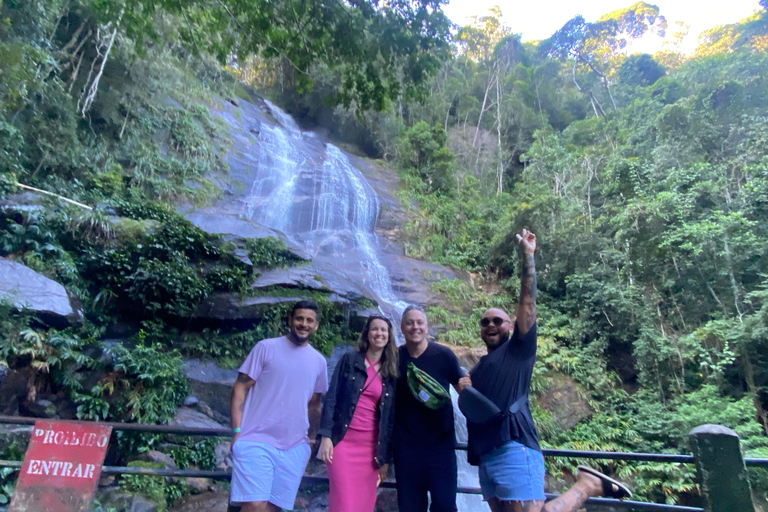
[516,229,537,337]
[230,372,255,446]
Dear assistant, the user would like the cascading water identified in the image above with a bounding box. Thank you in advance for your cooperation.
[242,103,407,322]
[244,102,483,511]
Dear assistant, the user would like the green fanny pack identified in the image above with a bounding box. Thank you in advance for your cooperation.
[407,361,451,410]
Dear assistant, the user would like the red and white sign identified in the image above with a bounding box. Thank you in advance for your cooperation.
[10,420,112,512]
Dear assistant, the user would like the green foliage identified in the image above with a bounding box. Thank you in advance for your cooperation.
[125,258,212,317]
[179,328,264,369]
[120,461,167,509]
[398,121,455,195]
[207,265,250,293]
[109,340,188,423]
[168,437,219,471]
[245,236,305,268]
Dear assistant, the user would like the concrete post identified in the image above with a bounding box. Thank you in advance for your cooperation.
[689,424,755,512]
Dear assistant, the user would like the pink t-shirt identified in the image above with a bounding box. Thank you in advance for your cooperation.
[238,336,329,450]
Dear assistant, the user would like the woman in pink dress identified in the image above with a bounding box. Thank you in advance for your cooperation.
[317,315,398,512]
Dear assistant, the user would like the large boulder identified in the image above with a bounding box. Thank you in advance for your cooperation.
[183,359,238,419]
[171,407,226,431]
[251,266,366,302]
[0,258,84,327]
[194,294,304,321]
[194,292,353,324]
[536,371,593,431]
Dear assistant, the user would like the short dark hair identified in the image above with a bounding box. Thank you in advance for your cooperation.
[291,300,319,318]
[401,304,426,324]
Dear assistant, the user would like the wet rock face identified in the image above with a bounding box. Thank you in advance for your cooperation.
[536,371,593,431]
[251,266,365,301]
[0,258,84,327]
[183,359,238,419]
[184,96,469,323]
[194,293,306,322]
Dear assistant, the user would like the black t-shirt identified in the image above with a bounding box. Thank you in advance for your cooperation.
[393,343,463,450]
[467,322,540,465]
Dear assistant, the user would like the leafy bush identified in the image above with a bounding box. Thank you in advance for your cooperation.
[125,257,212,317]
[76,338,188,424]
[111,198,176,223]
[168,437,219,470]
[246,237,305,268]
[207,266,250,293]
[120,461,167,509]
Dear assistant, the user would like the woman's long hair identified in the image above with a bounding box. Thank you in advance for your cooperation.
[357,315,399,379]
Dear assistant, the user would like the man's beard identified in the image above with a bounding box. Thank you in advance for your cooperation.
[289,330,309,345]
[484,331,510,349]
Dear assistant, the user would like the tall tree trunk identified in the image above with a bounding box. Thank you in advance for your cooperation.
[473,70,496,147]
[80,7,124,116]
[495,75,503,195]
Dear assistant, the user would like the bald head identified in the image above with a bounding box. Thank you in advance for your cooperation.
[480,308,512,349]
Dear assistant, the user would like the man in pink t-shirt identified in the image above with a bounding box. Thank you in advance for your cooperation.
[230,300,329,512]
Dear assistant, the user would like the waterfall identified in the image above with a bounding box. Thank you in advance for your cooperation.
[242,103,406,321]
[244,101,483,511]
[452,388,485,511]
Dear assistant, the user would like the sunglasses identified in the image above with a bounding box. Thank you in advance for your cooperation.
[479,317,508,328]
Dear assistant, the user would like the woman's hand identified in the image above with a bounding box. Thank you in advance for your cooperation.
[317,436,334,464]
[377,463,389,487]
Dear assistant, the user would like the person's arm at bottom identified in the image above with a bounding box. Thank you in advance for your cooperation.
[307,392,323,445]
[230,372,255,449]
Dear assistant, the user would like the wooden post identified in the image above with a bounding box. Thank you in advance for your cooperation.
[689,424,755,512]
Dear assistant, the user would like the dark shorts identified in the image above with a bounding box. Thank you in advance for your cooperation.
[479,441,545,502]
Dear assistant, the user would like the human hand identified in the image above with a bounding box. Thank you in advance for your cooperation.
[317,436,334,464]
[457,376,472,393]
[377,464,389,487]
[230,432,240,453]
[516,229,536,256]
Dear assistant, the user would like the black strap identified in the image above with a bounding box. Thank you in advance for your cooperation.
[507,393,528,415]
[361,365,381,395]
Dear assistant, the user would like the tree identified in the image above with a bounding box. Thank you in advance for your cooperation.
[540,2,667,116]
[104,0,454,111]
[617,53,665,87]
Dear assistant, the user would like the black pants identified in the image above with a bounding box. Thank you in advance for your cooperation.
[394,445,458,512]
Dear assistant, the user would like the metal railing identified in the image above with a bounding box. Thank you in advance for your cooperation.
[1,415,764,511]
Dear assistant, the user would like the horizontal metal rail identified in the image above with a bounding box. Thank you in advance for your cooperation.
[0,415,231,437]
[0,415,700,463]
[0,460,702,511]
[541,449,695,464]
[0,415,757,512]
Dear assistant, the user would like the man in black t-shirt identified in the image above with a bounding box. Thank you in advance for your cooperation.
[392,305,466,512]
[465,229,631,512]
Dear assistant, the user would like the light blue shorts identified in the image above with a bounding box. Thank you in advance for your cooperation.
[479,441,546,502]
[230,440,311,510]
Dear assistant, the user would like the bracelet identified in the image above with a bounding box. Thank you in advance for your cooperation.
[232,427,241,433]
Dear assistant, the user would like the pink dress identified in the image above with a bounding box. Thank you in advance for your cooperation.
[327,360,382,512]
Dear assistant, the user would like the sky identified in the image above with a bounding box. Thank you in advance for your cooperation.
[442,0,764,54]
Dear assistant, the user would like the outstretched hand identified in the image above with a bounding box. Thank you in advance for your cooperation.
[516,229,536,256]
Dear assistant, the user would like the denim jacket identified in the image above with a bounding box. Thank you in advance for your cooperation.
[318,350,396,466]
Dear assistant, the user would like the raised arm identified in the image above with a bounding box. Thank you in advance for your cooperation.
[515,229,537,336]
[230,372,255,446]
